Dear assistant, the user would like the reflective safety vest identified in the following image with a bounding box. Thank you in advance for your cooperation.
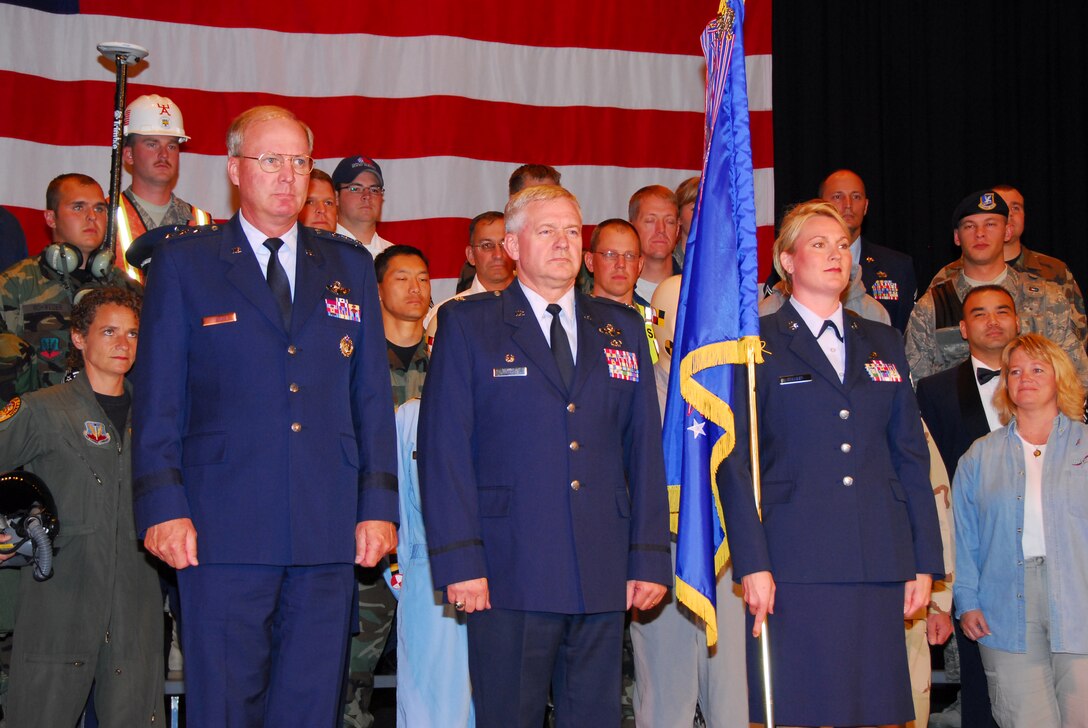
[114,194,211,281]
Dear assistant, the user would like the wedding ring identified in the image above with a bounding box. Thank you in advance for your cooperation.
[454,601,465,610]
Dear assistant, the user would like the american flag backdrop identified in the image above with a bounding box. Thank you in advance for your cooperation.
[0,0,772,297]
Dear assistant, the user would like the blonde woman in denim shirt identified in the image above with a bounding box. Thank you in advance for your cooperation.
[953,333,1088,728]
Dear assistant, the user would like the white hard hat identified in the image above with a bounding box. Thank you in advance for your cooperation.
[124,94,189,142]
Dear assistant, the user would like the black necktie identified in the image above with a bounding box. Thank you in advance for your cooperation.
[976,367,1000,385]
[263,238,292,328]
[546,303,575,390]
[818,319,843,342]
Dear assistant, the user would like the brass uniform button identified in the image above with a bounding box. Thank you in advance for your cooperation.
[289,383,299,393]
[291,423,302,433]
[570,480,581,491]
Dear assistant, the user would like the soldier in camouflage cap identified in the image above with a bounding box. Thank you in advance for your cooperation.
[927,184,1085,343]
[906,189,1088,384]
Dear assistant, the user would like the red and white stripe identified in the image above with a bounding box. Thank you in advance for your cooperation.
[0,0,772,293]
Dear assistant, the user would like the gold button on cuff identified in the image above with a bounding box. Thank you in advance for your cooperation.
[842,476,854,486]
[839,409,850,420]
[291,422,301,432]
[570,480,581,491]
[569,441,580,451]
[287,345,298,355]
[840,443,851,453]
[567,403,576,413]
[289,383,299,393]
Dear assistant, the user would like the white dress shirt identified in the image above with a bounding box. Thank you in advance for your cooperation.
[790,298,846,382]
[239,212,297,298]
[971,355,1004,432]
[519,281,578,363]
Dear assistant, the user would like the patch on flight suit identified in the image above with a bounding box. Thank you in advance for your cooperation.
[0,398,20,423]
[340,335,354,358]
[871,279,899,301]
[864,360,902,383]
[604,348,639,382]
[83,421,111,445]
[326,297,361,322]
[39,337,62,360]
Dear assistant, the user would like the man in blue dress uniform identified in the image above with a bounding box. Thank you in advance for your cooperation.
[130,105,398,727]
[418,184,671,728]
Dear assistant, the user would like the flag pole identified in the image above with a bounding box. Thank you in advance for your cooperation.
[747,343,774,727]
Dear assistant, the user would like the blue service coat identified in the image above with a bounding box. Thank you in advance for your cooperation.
[131,216,398,565]
[721,301,943,583]
[417,283,671,614]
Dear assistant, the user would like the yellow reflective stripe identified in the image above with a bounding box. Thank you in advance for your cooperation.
[114,199,142,281]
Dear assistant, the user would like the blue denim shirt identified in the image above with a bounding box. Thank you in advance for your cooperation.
[953,414,1088,654]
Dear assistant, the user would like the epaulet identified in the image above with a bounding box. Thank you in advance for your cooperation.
[450,290,502,305]
[308,228,366,249]
[126,223,222,269]
[588,294,641,314]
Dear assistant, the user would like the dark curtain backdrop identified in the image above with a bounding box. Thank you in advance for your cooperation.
[772,1,1088,288]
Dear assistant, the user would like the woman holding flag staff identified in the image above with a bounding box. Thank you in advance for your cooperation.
[720,200,943,726]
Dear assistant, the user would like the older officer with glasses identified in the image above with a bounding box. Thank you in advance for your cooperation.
[130,105,398,728]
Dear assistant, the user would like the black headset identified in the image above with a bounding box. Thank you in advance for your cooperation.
[39,242,113,282]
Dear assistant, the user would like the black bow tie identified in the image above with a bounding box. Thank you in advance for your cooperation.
[818,319,843,342]
[976,367,1000,385]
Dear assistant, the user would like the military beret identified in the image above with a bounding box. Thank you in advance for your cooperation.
[953,189,1009,227]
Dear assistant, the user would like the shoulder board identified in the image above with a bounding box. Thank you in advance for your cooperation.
[454,290,502,304]
[308,228,365,248]
[163,223,222,240]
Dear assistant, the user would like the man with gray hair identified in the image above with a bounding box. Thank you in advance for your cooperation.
[131,105,398,727]
[419,184,670,727]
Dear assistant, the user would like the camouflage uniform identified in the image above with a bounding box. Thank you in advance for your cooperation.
[927,244,1087,343]
[0,257,139,400]
[343,337,429,728]
[905,266,1088,383]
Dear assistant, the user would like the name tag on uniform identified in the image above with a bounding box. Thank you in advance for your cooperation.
[202,313,237,327]
[493,367,527,378]
[865,360,902,382]
[778,374,812,385]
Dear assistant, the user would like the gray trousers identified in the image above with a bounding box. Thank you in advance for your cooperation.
[979,558,1088,728]
[630,546,748,728]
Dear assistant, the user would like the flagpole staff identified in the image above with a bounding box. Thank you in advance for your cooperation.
[747,343,774,727]
[96,41,149,259]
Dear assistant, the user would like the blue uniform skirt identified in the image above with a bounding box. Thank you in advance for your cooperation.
[746,581,913,727]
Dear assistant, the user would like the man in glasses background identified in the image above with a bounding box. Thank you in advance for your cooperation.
[333,155,394,261]
[424,211,514,333]
[131,105,398,727]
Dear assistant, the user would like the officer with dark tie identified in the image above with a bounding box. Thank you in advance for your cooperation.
[130,105,398,728]
[418,184,671,728]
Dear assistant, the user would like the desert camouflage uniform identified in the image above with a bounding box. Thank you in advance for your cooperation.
[343,337,429,727]
[0,258,139,400]
[905,424,956,727]
[905,266,1088,384]
[927,244,1086,343]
